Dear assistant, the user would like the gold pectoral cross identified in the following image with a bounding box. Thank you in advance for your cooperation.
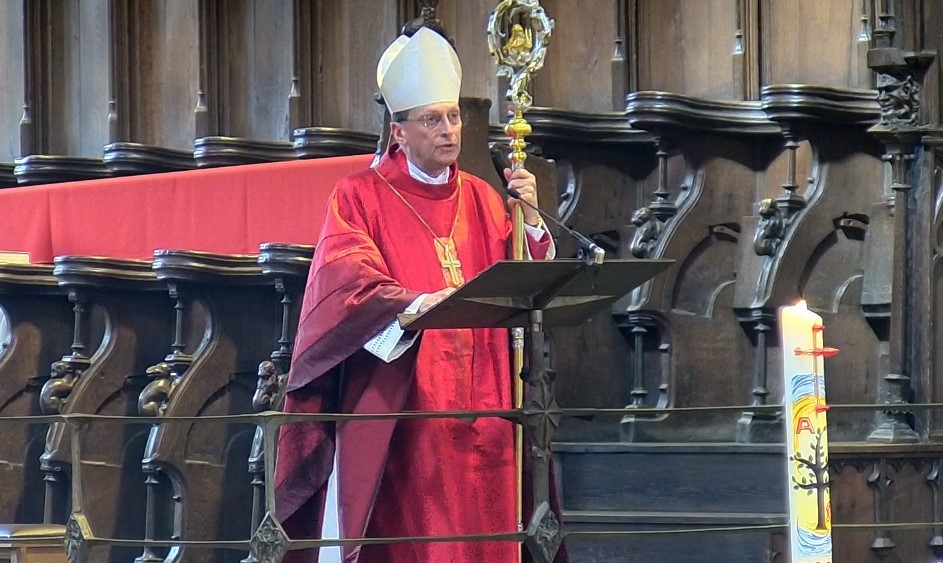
[435,237,464,288]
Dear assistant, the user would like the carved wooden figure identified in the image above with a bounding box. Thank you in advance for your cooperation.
[243,243,313,562]
[616,92,782,443]
[863,28,938,445]
[39,257,172,563]
[137,251,282,563]
[0,265,73,525]
[734,86,882,443]
[509,107,657,436]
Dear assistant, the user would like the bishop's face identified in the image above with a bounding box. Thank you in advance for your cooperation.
[390,102,463,177]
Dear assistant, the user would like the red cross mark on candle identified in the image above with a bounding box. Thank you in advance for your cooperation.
[794,347,840,358]
[794,325,839,414]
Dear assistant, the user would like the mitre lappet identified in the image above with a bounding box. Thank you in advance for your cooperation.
[377,27,462,114]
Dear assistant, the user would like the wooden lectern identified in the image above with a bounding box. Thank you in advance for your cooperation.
[400,257,673,563]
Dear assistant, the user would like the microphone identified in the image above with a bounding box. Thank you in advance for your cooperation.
[507,188,606,265]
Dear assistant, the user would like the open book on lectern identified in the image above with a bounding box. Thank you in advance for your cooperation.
[399,258,674,331]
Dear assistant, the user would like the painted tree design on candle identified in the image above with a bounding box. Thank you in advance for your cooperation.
[781,300,835,562]
[790,426,829,531]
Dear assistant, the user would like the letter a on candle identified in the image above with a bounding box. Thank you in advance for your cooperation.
[781,300,833,562]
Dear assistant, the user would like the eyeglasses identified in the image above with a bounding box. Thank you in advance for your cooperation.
[398,111,463,130]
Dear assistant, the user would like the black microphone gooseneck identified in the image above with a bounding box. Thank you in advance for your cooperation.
[507,188,605,265]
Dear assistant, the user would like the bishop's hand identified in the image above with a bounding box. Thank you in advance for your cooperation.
[504,168,541,226]
[419,287,455,313]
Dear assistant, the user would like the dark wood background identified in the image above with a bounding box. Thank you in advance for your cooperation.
[3,0,925,160]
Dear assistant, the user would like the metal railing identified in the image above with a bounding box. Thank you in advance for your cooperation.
[4,399,943,562]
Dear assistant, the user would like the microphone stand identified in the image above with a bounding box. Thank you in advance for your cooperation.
[507,188,606,265]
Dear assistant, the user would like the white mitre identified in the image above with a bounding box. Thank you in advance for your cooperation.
[377,27,462,114]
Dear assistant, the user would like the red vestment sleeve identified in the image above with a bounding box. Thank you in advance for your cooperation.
[275,177,421,526]
[287,180,422,392]
[526,229,551,260]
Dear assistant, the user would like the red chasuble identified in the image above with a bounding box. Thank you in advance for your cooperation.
[275,145,555,563]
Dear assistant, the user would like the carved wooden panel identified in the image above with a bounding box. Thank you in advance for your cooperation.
[435,2,502,120]
[831,456,939,562]
[531,0,617,112]
[19,0,52,156]
[798,143,883,442]
[133,0,200,149]
[919,0,942,125]
[0,0,933,164]
[52,0,111,157]
[0,266,72,524]
[553,159,656,413]
[734,87,883,443]
[615,95,782,443]
[557,443,785,562]
[761,0,872,88]
[0,1,24,161]
[140,251,282,562]
[516,110,657,427]
[440,1,621,119]
[215,0,293,140]
[926,145,943,438]
[635,0,744,99]
[319,0,402,133]
[11,0,114,158]
[757,139,814,203]
[289,0,323,130]
[39,258,170,561]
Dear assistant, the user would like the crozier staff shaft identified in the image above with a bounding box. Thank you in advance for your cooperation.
[487,1,554,556]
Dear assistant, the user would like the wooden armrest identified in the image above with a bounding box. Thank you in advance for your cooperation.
[0,524,66,540]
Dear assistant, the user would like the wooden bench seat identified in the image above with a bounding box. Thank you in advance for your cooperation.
[0,524,66,563]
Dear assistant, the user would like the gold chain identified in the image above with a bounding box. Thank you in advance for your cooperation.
[373,168,464,253]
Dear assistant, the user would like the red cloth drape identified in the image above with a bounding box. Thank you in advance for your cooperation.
[0,154,374,263]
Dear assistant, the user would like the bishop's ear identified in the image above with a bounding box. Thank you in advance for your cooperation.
[390,122,407,147]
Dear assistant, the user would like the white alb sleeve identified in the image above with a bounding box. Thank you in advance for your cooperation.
[363,294,427,362]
